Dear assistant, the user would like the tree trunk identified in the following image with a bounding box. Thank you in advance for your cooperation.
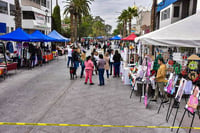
[151,0,157,31]
[70,13,74,42]
[129,18,131,35]
[123,20,127,37]
[78,15,82,41]
[122,22,125,38]
[74,14,78,42]
[14,0,22,29]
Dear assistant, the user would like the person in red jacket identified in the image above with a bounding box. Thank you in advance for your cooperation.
[84,56,94,85]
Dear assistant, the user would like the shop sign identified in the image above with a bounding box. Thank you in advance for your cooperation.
[35,13,45,25]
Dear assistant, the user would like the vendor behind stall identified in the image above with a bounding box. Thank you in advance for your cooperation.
[151,57,168,102]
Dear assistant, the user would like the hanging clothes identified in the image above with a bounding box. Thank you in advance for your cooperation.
[6,42,14,53]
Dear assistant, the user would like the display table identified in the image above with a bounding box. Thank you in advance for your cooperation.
[43,53,53,62]
[121,66,131,85]
[0,62,17,71]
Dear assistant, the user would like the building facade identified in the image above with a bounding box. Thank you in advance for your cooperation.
[0,0,15,34]
[21,0,52,34]
[135,9,151,35]
[156,0,200,29]
[0,0,52,34]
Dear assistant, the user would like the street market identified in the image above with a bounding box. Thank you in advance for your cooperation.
[0,0,200,133]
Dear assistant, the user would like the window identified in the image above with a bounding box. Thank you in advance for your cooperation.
[46,1,50,8]
[0,0,8,14]
[11,27,14,32]
[31,0,40,4]
[10,4,15,16]
[23,11,35,19]
[174,6,180,17]
[161,8,170,21]
[41,0,46,7]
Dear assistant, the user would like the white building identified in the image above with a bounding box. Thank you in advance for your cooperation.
[156,0,200,29]
[135,9,151,35]
[21,0,52,34]
[0,0,15,34]
[0,0,52,34]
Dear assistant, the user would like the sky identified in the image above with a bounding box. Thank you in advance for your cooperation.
[52,0,155,32]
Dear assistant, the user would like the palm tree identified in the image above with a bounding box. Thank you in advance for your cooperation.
[14,0,22,29]
[64,1,75,42]
[64,0,94,42]
[118,9,129,37]
[127,6,138,35]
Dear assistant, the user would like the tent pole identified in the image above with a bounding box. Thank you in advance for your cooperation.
[21,42,23,67]
[2,42,8,73]
[65,41,67,61]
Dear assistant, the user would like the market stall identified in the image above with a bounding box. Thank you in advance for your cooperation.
[125,12,200,132]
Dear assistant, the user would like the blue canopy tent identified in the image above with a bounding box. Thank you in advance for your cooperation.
[0,28,41,42]
[31,30,57,42]
[109,35,121,40]
[48,30,70,42]
[96,36,104,39]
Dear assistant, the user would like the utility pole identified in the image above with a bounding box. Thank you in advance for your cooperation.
[151,0,157,31]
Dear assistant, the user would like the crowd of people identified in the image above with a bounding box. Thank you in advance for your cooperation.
[66,43,122,86]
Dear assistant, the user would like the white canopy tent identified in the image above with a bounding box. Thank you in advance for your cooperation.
[135,12,200,48]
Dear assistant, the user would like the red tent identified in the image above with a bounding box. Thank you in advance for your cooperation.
[122,33,137,41]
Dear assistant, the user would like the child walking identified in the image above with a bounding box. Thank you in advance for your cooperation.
[84,56,94,85]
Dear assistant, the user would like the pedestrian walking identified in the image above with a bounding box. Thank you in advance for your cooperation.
[109,49,114,75]
[103,43,107,54]
[151,57,168,102]
[72,48,80,78]
[104,52,110,79]
[36,46,43,66]
[113,50,121,77]
[84,56,94,85]
[80,51,86,78]
[67,46,73,67]
[97,54,106,86]
[93,51,99,75]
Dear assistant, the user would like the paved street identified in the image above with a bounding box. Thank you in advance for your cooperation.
[0,56,199,133]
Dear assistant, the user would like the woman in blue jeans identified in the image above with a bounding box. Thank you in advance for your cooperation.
[97,54,106,86]
[113,50,121,77]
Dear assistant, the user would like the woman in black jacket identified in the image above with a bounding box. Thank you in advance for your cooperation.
[113,50,121,77]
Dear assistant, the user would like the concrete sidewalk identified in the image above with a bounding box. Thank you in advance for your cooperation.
[0,56,199,133]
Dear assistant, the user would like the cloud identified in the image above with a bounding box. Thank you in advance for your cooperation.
[53,0,152,32]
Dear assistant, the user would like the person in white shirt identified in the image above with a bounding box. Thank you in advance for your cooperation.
[109,50,114,75]
[67,46,73,67]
